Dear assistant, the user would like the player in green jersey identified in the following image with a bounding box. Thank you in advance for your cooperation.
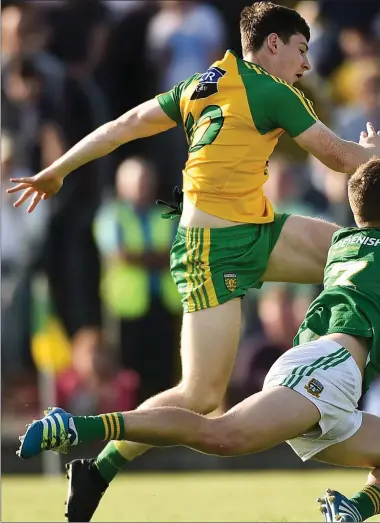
[18,157,380,522]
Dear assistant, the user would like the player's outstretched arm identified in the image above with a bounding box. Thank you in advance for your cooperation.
[295,121,380,175]
[7,98,176,212]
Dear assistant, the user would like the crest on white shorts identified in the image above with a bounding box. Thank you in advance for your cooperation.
[304,378,324,398]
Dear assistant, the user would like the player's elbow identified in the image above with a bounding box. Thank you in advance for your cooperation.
[337,153,360,175]
[325,155,353,175]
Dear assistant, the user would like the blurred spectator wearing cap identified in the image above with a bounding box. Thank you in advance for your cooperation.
[94,157,182,403]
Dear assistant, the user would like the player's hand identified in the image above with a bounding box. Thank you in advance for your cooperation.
[359,122,380,153]
[6,169,64,213]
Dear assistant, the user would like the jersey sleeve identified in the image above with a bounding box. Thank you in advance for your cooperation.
[156,73,201,126]
[156,84,183,125]
[267,82,318,137]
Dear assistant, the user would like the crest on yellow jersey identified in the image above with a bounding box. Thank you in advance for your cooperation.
[224,273,237,292]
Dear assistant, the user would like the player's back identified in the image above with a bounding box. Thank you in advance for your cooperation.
[157,50,318,224]
[295,227,380,392]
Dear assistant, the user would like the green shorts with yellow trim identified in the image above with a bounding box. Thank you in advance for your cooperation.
[170,213,290,313]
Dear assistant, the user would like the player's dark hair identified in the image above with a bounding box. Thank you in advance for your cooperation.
[348,157,380,224]
[240,1,310,55]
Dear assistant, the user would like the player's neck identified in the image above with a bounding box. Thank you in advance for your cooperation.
[358,221,380,229]
[243,50,273,74]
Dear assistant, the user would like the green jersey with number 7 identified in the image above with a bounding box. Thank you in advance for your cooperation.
[294,227,380,392]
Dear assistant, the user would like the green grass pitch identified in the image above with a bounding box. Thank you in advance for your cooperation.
[2,470,380,522]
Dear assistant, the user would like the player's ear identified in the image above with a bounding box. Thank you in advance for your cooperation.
[267,33,279,54]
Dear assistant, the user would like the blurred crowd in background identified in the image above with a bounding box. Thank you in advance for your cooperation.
[2,0,380,435]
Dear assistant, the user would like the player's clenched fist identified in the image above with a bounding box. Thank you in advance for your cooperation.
[6,169,64,213]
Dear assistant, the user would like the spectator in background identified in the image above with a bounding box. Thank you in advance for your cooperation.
[146,0,225,92]
[56,328,140,415]
[312,0,380,79]
[1,132,48,407]
[2,54,65,177]
[264,154,330,219]
[1,2,65,103]
[335,70,380,143]
[307,156,353,226]
[146,0,226,187]
[329,29,379,107]
[45,0,110,142]
[45,0,110,83]
[94,157,182,403]
[2,52,102,343]
[98,1,157,169]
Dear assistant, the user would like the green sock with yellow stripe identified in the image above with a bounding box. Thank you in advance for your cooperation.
[350,485,380,521]
[73,413,125,444]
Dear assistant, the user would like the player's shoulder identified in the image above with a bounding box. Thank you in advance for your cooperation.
[236,57,311,101]
[262,73,311,103]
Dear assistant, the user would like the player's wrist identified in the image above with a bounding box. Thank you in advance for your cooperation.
[48,161,71,180]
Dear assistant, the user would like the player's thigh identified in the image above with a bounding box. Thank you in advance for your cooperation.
[180,298,242,402]
[213,386,321,455]
[262,215,339,284]
[314,413,380,468]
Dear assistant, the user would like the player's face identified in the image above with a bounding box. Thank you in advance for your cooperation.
[276,33,311,85]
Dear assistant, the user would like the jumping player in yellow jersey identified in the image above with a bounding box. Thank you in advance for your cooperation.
[8,2,380,521]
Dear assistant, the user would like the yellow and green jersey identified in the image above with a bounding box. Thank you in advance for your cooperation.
[157,49,318,223]
[294,228,380,393]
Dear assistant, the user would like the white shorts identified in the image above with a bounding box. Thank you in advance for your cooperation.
[263,339,363,461]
